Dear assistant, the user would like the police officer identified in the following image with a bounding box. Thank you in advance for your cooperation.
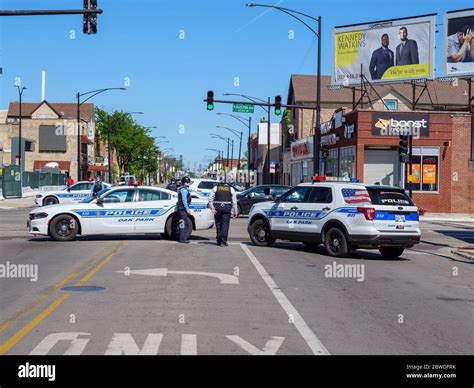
[177,176,192,244]
[208,178,238,246]
[90,174,104,198]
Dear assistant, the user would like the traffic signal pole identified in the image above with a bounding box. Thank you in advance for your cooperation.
[409,134,413,199]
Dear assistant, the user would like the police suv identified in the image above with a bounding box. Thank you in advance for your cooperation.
[34,181,112,206]
[28,186,214,241]
[247,177,421,259]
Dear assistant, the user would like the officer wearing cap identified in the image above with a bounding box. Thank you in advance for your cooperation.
[208,178,238,246]
[177,176,192,244]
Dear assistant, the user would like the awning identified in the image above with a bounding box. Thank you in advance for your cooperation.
[87,165,107,172]
[80,135,94,145]
[33,160,71,171]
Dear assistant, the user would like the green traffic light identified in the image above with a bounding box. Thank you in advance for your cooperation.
[207,103,214,111]
[275,108,281,115]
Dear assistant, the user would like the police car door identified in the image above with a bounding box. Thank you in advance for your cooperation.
[134,188,173,232]
[270,186,313,234]
[92,188,137,233]
[61,182,91,203]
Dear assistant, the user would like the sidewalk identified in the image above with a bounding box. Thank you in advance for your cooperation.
[451,246,474,261]
[0,196,36,209]
[420,213,474,222]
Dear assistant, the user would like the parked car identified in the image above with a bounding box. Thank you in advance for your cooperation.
[236,185,291,217]
[34,181,112,206]
[119,175,137,186]
[247,180,421,259]
[188,178,219,197]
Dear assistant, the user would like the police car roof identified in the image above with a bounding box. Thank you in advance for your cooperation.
[298,181,367,188]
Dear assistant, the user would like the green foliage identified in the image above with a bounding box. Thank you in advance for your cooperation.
[95,108,159,180]
[283,108,292,149]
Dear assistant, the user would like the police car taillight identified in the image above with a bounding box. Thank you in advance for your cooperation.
[357,207,375,221]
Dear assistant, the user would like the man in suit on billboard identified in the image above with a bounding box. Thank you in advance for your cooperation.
[396,26,419,66]
[369,33,394,80]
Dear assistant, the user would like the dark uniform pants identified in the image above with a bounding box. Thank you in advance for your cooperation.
[178,208,189,242]
[215,203,232,244]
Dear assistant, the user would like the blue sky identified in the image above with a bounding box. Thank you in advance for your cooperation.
[0,0,471,169]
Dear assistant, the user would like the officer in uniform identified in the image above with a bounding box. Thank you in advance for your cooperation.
[208,179,238,246]
[177,176,192,244]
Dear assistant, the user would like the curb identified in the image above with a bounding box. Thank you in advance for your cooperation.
[451,249,474,261]
[421,217,474,223]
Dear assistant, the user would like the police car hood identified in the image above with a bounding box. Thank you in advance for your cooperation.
[30,202,93,214]
[251,201,275,210]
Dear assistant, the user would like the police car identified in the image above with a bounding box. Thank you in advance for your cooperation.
[34,181,112,206]
[27,186,214,241]
[187,179,219,197]
[247,177,421,259]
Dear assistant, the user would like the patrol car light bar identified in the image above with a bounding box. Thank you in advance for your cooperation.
[311,176,358,183]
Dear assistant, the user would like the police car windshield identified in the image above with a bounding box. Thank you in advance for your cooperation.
[80,188,110,203]
[367,188,414,206]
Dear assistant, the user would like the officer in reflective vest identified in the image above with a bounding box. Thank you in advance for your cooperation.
[177,176,192,243]
[208,181,238,246]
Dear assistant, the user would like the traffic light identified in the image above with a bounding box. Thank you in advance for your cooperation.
[274,95,282,115]
[207,90,214,111]
[83,0,98,35]
[398,135,409,163]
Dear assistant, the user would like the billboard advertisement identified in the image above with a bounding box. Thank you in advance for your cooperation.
[444,9,474,77]
[333,14,436,85]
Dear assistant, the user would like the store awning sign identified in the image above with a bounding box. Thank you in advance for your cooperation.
[321,133,338,146]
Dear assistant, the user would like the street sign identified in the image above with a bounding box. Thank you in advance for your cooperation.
[232,103,254,114]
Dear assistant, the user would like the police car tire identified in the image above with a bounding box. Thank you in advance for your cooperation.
[166,215,192,241]
[49,214,78,242]
[324,227,349,257]
[379,247,404,259]
[249,219,275,247]
[43,196,59,206]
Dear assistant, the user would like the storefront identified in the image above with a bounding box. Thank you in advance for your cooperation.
[320,109,474,214]
[289,137,314,185]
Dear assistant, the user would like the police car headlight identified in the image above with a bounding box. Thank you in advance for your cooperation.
[29,212,48,220]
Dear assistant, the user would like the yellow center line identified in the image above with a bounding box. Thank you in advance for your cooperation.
[0,242,127,355]
[0,242,117,333]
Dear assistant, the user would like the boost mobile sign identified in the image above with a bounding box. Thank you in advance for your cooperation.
[372,113,429,137]
[333,14,436,85]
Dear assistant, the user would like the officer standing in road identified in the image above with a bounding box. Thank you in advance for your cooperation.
[90,174,104,198]
[208,178,238,246]
[177,176,192,244]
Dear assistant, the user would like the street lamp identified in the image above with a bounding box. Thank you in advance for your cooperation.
[211,133,230,181]
[216,125,243,181]
[245,3,321,177]
[224,92,271,184]
[77,87,125,181]
[15,86,27,180]
[217,113,252,187]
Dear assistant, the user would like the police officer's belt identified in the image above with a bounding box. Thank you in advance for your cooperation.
[214,201,231,207]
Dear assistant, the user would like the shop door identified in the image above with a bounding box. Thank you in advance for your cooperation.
[363,150,399,187]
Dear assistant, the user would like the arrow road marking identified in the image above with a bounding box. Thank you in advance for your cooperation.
[117,268,239,285]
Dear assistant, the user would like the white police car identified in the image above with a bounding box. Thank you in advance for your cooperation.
[28,186,214,241]
[188,179,219,197]
[247,177,421,259]
[34,181,112,206]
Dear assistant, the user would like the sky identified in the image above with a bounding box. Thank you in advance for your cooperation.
[0,0,472,170]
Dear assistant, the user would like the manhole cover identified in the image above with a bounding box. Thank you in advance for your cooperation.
[61,286,105,292]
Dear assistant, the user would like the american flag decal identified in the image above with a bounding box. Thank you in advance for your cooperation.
[341,188,371,204]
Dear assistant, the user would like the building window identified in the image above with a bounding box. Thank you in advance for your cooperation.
[339,146,356,179]
[403,147,439,192]
[384,99,398,111]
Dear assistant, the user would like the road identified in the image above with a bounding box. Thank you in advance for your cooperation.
[0,207,472,355]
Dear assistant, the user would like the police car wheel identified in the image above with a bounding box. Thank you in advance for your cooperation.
[379,247,404,259]
[43,196,59,206]
[325,227,348,257]
[49,215,78,241]
[166,215,192,241]
[249,219,275,247]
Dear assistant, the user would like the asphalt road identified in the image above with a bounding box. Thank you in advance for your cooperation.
[0,207,472,355]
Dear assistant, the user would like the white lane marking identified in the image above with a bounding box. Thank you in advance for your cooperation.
[117,268,239,285]
[104,333,163,355]
[226,335,285,355]
[181,334,197,355]
[240,244,330,355]
[30,332,90,355]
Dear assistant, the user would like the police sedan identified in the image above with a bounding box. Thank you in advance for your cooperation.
[28,186,214,241]
[34,181,112,206]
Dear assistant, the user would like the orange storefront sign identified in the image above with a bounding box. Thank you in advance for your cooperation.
[423,164,436,185]
[406,164,421,184]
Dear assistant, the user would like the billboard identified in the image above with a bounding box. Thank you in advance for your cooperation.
[333,14,436,85]
[258,123,280,145]
[444,9,474,77]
